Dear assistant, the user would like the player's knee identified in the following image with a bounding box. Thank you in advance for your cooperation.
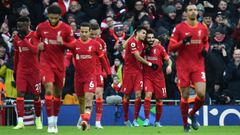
[145,92,152,98]
[135,92,141,98]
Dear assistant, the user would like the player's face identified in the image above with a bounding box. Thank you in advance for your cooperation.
[186,5,198,21]
[48,13,61,26]
[80,26,90,41]
[90,29,98,39]
[146,33,155,46]
[137,29,147,41]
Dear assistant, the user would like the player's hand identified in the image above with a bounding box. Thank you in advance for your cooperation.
[17,31,26,40]
[166,65,172,74]
[38,42,45,51]
[150,63,158,70]
[106,75,113,85]
[145,46,152,55]
[182,35,192,45]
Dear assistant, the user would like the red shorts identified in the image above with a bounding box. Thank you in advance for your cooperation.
[74,79,96,97]
[144,78,167,99]
[40,65,65,89]
[96,74,104,87]
[122,73,143,95]
[177,66,206,87]
[16,73,41,96]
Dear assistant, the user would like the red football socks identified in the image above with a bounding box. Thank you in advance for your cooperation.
[53,97,61,116]
[34,99,42,117]
[95,98,103,121]
[189,96,205,116]
[144,97,151,119]
[134,98,141,120]
[155,101,163,122]
[122,98,129,121]
[16,97,24,117]
[180,98,189,126]
[45,95,54,116]
[81,113,90,122]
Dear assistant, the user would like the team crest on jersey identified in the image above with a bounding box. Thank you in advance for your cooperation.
[198,30,202,37]
[153,49,156,54]
[88,46,92,52]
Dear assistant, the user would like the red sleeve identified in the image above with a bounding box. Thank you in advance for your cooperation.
[64,50,73,68]
[95,42,111,75]
[128,40,139,54]
[160,45,169,61]
[203,26,209,52]
[35,25,42,41]
[23,33,39,54]
[63,26,76,49]
[13,36,19,73]
[168,25,182,53]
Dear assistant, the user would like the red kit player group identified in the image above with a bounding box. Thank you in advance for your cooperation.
[12,4,208,133]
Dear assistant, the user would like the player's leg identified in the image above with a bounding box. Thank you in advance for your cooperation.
[13,75,27,129]
[51,70,65,133]
[13,91,25,129]
[81,81,96,131]
[189,82,206,130]
[180,87,190,132]
[177,68,191,132]
[81,92,95,131]
[77,95,85,128]
[95,74,104,129]
[41,68,55,132]
[143,92,152,127]
[132,74,143,127]
[143,79,153,127]
[189,70,206,130]
[75,80,84,129]
[95,86,103,129]
[122,74,133,127]
[154,83,167,127]
[44,82,55,133]
[154,98,163,127]
[31,81,42,130]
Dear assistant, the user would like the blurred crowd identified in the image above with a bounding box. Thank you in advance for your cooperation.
[1,0,240,105]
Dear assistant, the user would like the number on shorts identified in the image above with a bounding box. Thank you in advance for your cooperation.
[162,87,167,95]
[201,72,206,79]
[89,81,94,88]
[140,81,143,88]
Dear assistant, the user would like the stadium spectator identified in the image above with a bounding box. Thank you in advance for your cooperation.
[111,58,123,84]
[63,0,88,26]
[222,49,240,103]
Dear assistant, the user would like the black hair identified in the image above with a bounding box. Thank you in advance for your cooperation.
[146,28,156,37]
[47,5,62,15]
[90,23,99,30]
[135,26,147,34]
[80,22,91,29]
[16,16,30,23]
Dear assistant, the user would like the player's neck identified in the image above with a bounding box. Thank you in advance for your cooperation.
[186,19,198,26]
[134,36,140,42]
[80,38,90,43]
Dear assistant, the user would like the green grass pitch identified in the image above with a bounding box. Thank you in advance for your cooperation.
[0,126,239,135]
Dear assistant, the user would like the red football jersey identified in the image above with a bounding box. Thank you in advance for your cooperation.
[14,31,39,74]
[123,37,144,73]
[168,22,209,69]
[36,21,75,71]
[73,39,105,81]
[95,37,108,75]
[144,44,169,80]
